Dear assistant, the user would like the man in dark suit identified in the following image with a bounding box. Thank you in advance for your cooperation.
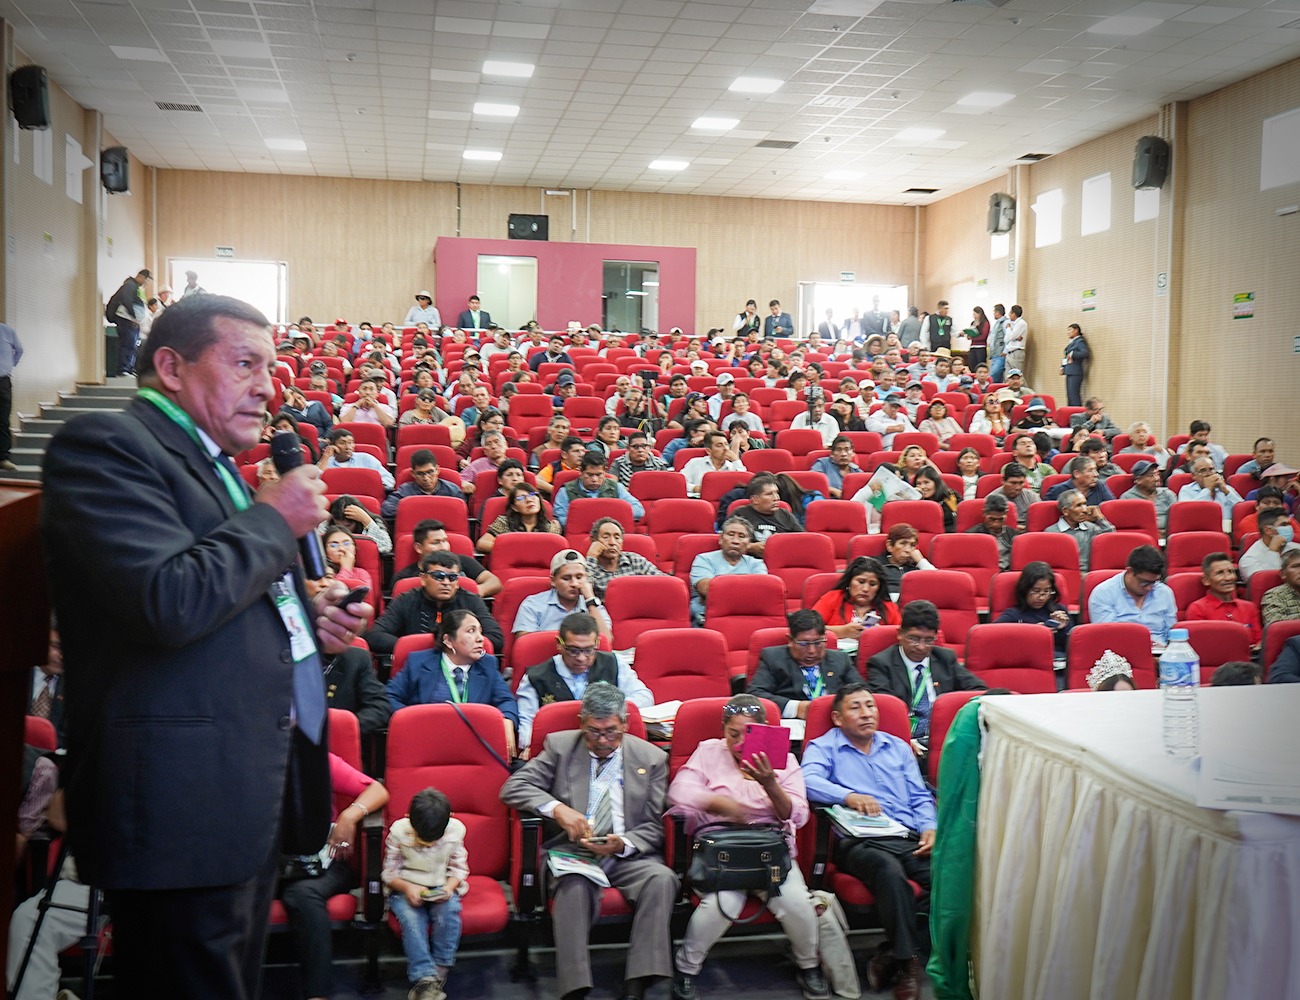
[866,600,985,757]
[501,682,679,1000]
[28,625,66,745]
[749,609,864,720]
[763,299,794,339]
[40,295,372,999]
[456,294,492,330]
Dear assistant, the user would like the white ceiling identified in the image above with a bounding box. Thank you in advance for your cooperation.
[6,0,1300,204]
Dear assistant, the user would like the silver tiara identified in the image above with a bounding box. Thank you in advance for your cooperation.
[1086,650,1133,691]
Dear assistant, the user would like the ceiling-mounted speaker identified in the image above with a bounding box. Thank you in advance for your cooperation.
[9,65,50,130]
[508,213,548,240]
[1132,135,1170,190]
[987,192,1016,234]
[101,146,130,193]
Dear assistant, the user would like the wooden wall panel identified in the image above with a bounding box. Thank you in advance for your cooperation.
[1178,57,1300,452]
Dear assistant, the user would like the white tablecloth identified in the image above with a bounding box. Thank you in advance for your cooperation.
[973,688,1300,1000]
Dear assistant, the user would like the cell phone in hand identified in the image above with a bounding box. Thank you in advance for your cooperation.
[421,886,449,902]
[334,585,369,610]
[585,835,611,845]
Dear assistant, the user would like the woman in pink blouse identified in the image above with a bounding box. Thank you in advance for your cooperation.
[667,695,828,1000]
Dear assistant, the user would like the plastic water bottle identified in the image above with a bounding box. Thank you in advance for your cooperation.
[1159,628,1200,759]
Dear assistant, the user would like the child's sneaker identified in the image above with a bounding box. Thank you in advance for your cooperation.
[408,975,446,1000]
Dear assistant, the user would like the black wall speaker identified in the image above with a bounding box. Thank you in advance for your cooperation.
[1132,135,1170,190]
[508,213,549,240]
[987,193,1016,234]
[101,146,130,193]
[9,65,50,130]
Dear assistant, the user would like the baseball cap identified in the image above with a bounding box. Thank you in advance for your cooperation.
[716,371,735,385]
[690,359,708,370]
[831,393,853,403]
[550,549,585,575]
[906,380,924,390]
[1007,368,1023,378]
[309,360,327,375]
[334,317,347,326]
[883,391,905,403]
[555,372,576,386]
[1026,398,1049,412]
[857,378,875,389]
[1131,460,1159,477]
[684,391,705,405]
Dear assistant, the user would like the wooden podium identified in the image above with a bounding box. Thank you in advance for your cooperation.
[0,485,50,977]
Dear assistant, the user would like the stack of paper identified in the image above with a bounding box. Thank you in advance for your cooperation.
[826,805,910,839]
[546,850,611,886]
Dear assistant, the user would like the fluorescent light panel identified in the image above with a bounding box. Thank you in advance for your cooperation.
[729,77,783,94]
[957,91,1014,108]
[473,102,519,117]
[463,150,502,161]
[649,159,689,171]
[482,60,535,77]
[1087,15,1163,35]
[692,116,739,130]
[264,138,306,151]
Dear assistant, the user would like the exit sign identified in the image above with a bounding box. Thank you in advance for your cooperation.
[840,271,855,282]
[215,245,235,258]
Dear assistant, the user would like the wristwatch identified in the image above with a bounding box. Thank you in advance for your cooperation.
[587,597,602,607]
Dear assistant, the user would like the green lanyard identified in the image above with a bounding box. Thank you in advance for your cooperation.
[441,655,469,704]
[137,387,249,511]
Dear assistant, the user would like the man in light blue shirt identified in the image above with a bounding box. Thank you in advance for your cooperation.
[551,452,645,528]
[689,518,767,624]
[802,683,935,996]
[0,320,22,470]
[513,548,613,639]
[1087,545,1177,645]
[811,435,863,498]
[1176,457,1243,521]
[402,290,441,328]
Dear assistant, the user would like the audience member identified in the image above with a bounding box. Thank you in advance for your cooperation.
[1239,508,1300,581]
[811,435,862,498]
[913,466,957,533]
[1086,650,1137,691]
[513,550,613,639]
[382,788,468,1000]
[502,682,678,1000]
[552,451,644,528]
[327,493,393,555]
[320,427,394,490]
[995,561,1072,659]
[322,524,375,593]
[367,551,503,655]
[609,430,669,486]
[381,449,464,519]
[811,556,901,642]
[1270,636,1300,684]
[1262,549,1300,626]
[1177,456,1243,520]
[585,517,664,599]
[749,609,865,720]
[1236,437,1276,480]
[1044,488,1115,573]
[881,524,935,597]
[964,492,1019,570]
[476,484,562,554]
[690,517,768,625]
[321,644,391,736]
[731,474,803,555]
[1174,419,1228,470]
[1120,460,1177,533]
[1211,661,1262,686]
[514,614,653,750]
[1043,456,1115,505]
[536,436,589,497]
[682,431,744,497]
[1087,545,1176,646]
[530,416,573,471]
[1185,552,1262,649]
[668,695,829,1000]
[802,684,935,1000]
[866,392,916,448]
[1118,421,1172,468]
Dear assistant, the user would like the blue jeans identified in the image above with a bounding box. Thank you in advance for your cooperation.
[989,354,1006,382]
[388,891,463,982]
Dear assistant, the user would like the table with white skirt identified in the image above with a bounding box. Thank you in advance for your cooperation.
[973,687,1300,1000]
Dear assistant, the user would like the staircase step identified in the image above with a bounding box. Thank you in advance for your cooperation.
[18,419,67,436]
[14,432,51,451]
[73,384,136,399]
[57,392,130,409]
[37,405,116,422]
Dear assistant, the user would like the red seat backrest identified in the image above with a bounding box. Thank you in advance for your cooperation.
[964,623,1056,693]
[1065,622,1157,690]
[632,628,731,702]
[668,697,780,778]
[926,690,983,786]
[605,575,692,649]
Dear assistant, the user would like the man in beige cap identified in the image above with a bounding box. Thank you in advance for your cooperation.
[404,290,441,327]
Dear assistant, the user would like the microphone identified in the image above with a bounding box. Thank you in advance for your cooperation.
[269,430,329,580]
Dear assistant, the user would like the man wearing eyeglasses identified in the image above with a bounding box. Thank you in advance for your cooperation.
[609,430,669,487]
[865,600,986,758]
[748,609,864,721]
[514,613,655,754]
[364,551,503,655]
[502,682,678,1000]
[1086,545,1177,647]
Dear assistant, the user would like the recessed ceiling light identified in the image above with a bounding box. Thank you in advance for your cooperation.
[957,91,1014,109]
[649,159,689,171]
[825,170,863,181]
[895,127,945,142]
[1087,15,1163,36]
[473,102,519,117]
[482,60,535,78]
[264,138,307,151]
[692,116,740,130]
[463,150,502,161]
[729,77,783,94]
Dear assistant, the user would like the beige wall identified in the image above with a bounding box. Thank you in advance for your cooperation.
[1178,58,1300,452]
[154,172,918,332]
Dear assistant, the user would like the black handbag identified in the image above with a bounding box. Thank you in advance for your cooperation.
[687,823,792,922]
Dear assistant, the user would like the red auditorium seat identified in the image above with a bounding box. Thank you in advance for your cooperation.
[1065,622,1157,690]
[703,574,787,677]
[604,575,691,649]
[632,628,731,702]
[964,623,1056,693]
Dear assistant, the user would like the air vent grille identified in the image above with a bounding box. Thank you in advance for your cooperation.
[904,187,938,194]
[1017,152,1049,161]
[156,101,204,112]
[755,139,799,149]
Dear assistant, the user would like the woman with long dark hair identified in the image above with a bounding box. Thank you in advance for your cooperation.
[810,556,902,642]
[967,305,991,368]
[913,466,957,532]
[1060,323,1091,407]
[476,483,562,554]
[996,561,1072,659]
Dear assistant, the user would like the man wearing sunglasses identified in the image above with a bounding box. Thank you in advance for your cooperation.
[865,601,986,759]
[515,612,654,753]
[749,609,864,721]
[364,551,503,655]
[1086,545,1177,646]
[502,682,678,1000]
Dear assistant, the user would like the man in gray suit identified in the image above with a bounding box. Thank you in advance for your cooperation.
[500,682,678,1000]
[748,609,864,720]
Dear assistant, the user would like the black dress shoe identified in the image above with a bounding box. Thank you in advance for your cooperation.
[867,942,896,991]
[671,970,697,1000]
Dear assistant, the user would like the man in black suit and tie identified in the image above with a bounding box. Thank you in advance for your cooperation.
[40,295,372,999]
[763,299,794,339]
[866,600,985,758]
[748,609,864,720]
[501,682,679,1000]
[28,625,65,745]
[456,294,492,330]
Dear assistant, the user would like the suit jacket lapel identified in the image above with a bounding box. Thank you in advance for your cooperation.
[128,397,241,518]
[565,739,590,817]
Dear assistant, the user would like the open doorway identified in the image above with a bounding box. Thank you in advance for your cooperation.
[796,282,909,340]
[168,258,288,324]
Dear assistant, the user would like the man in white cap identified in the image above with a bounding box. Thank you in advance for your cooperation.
[707,371,736,421]
[404,290,441,328]
[479,325,516,361]
[867,392,916,449]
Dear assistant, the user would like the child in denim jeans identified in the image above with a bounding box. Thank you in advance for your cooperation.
[382,788,468,1000]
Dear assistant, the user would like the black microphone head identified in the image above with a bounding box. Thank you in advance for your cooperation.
[269,430,304,473]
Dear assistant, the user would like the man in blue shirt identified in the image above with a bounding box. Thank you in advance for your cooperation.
[1043,456,1116,505]
[380,448,464,519]
[551,451,644,528]
[803,683,935,999]
[1087,545,1177,645]
[0,320,22,470]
